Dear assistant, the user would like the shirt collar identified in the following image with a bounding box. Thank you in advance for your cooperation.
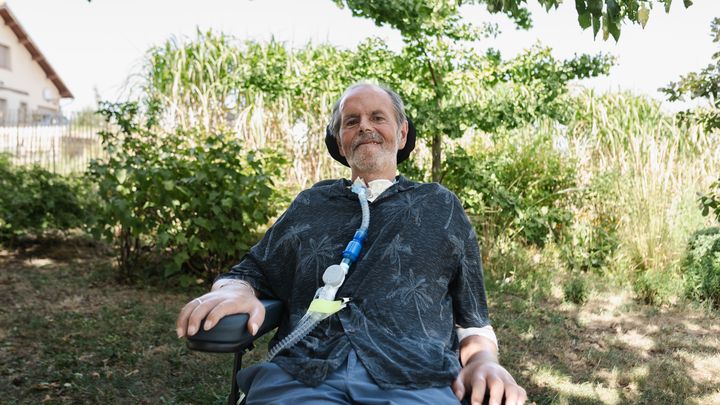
[332,175,419,199]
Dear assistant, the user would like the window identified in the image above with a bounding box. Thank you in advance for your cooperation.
[0,98,7,125]
[0,44,10,70]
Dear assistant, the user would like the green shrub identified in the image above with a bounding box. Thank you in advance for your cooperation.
[0,154,94,243]
[88,102,287,284]
[561,173,620,274]
[485,237,554,299]
[563,275,589,305]
[632,268,677,306]
[682,227,720,308]
[443,129,576,248]
[699,177,720,223]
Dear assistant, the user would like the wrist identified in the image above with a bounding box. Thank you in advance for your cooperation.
[212,279,257,296]
[464,349,498,368]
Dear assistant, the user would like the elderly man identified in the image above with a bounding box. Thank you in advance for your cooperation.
[176,83,527,405]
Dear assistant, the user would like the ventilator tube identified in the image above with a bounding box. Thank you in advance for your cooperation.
[266,179,369,361]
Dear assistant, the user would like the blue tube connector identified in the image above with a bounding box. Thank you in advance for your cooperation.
[342,229,367,263]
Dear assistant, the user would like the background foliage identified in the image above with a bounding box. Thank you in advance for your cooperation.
[661,17,720,132]
[0,154,95,243]
[4,1,716,305]
[5,1,720,404]
[443,127,576,249]
[682,227,720,308]
[87,102,286,284]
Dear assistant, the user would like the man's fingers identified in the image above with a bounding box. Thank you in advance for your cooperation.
[487,377,504,405]
[203,300,235,331]
[456,357,526,405]
[186,298,216,336]
[246,300,266,335]
[451,376,465,400]
[469,374,487,405]
[176,298,203,337]
[503,385,527,405]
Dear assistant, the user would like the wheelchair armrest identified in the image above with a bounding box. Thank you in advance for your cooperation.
[186,299,284,353]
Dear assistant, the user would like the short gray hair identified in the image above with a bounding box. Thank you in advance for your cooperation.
[329,82,407,139]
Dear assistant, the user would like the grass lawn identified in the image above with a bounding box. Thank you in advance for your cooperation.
[1,238,718,404]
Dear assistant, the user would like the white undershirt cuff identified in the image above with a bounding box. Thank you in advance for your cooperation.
[456,325,499,352]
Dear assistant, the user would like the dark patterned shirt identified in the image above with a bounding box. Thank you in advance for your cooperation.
[217,175,490,389]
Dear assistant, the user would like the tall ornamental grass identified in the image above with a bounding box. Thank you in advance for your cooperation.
[568,90,720,303]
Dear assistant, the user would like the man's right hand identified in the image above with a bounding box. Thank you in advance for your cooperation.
[175,284,265,338]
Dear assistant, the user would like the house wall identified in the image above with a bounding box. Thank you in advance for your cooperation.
[0,20,60,122]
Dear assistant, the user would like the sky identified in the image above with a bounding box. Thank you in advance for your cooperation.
[7,0,720,113]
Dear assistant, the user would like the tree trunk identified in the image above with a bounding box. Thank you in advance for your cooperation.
[431,132,442,183]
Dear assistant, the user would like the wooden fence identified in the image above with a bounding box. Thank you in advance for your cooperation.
[0,118,106,175]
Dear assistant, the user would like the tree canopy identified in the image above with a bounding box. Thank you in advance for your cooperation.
[331,0,632,180]
[332,0,693,42]
[661,17,720,131]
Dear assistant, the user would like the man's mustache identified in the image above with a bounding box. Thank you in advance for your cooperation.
[352,131,383,150]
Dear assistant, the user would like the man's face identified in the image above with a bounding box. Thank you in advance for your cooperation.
[337,86,408,174]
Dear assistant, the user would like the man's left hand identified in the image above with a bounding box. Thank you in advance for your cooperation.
[452,352,527,405]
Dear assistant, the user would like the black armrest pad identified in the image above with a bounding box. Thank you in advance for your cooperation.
[186,299,284,353]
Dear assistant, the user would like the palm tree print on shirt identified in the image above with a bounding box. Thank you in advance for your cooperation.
[273,223,311,255]
[441,190,454,230]
[448,233,482,322]
[300,235,344,287]
[380,234,412,277]
[390,268,433,337]
[386,192,428,227]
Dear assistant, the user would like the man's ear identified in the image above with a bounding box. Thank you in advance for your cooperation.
[397,120,408,150]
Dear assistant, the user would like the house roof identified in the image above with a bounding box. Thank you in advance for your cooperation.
[0,2,73,98]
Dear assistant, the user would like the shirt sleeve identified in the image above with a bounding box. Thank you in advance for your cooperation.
[447,192,491,330]
[214,193,305,300]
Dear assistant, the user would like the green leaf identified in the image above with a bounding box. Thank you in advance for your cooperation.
[174,250,190,267]
[116,169,127,184]
[683,0,693,7]
[164,262,181,278]
[638,7,650,28]
[587,0,603,16]
[605,0,620,19]
[592,15,601,38]
[163,180,175,191]
[157,231,170,247]
[578,12,592,29]
[575,0,587,13]
[608,19,621,41]
[194,217,211,230]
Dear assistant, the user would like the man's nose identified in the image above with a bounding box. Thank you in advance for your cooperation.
[358,116,372,132]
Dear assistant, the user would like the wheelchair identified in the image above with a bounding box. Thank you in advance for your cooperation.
[186,299,501,405]
[187,299,284,405]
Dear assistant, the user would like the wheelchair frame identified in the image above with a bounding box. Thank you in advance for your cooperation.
[186,299,284,405]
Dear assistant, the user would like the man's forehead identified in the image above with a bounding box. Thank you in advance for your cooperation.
[339,85,393,115]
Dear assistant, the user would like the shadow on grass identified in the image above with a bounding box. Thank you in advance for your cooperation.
[492,289,720,404]
[0,238,234,404]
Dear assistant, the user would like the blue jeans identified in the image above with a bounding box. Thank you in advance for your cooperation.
[237,349,462,405]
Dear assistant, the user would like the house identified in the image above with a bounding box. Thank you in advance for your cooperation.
[0,1,72,125]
